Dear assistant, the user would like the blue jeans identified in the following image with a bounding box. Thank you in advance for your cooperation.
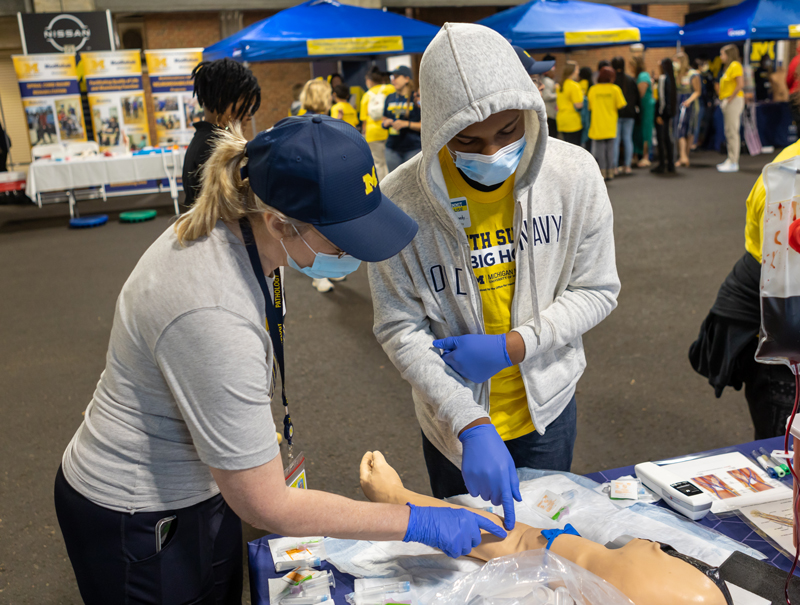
[613,117,635,169]
[385,147,420,173]
[421,395,578,499]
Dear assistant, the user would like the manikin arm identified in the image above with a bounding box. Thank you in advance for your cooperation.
[360,451,585,563]
[359,452,728,605]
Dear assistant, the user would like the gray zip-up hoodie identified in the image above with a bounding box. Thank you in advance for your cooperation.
[368,23,620,468]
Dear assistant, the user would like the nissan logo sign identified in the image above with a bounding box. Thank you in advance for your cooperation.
[44,14,91,52]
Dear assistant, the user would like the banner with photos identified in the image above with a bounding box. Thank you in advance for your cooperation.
[12,53,87,148]
[82,49,151,151]
[144,48,203,146]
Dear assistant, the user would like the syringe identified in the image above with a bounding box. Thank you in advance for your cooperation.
[281,596,330,604]
[357,581,412,598]
[275,540,322,558]
[290,571,336,595]
[275,556,322,572]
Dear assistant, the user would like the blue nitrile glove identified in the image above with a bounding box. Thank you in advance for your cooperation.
[459,424,522,530]
[433,334,512,384]
[402,503,507,558]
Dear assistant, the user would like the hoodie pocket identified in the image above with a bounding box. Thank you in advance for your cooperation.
[524,342,584,407]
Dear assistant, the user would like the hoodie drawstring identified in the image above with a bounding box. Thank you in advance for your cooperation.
[525,187,543,340]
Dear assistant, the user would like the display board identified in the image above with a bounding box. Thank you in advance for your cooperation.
[144,48,203,146]
[82,49,151,151]
[12,53,87,148]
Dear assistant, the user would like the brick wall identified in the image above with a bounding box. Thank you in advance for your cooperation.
[142,10,313,137]
[144,12,221,49]
[242,11,312,132]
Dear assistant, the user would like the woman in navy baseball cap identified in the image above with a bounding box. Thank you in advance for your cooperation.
[54,115,505,604]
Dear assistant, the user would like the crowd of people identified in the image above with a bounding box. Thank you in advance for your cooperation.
[289,66,422,183]
[280,42,798,189]
[531,45,753,177]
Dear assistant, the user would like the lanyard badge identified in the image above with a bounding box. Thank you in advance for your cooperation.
[239,218,295,459]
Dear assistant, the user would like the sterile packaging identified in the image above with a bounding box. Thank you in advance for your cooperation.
[531,490,568,520]
[268,568,334,604]
[347,575,417,605]
[269,536,327,573]
[756,155,800,372]
[426,550,631,605]
[610,480,639,501]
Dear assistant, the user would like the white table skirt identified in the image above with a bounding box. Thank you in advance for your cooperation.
[26,150,186,199]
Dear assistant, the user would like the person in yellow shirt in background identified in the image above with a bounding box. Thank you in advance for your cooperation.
[331,84,359,128]
[717,44,745,173]
[556,61,584,146]
[691,139,800,439]
[587,66,626,180]
[360,67,395,182]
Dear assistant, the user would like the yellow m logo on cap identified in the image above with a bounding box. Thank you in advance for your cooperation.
[363,166,378,195]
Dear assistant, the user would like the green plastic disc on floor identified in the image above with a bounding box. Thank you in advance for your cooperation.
[120,210,158,223]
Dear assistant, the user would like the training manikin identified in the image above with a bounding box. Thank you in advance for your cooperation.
[360,452,732,605]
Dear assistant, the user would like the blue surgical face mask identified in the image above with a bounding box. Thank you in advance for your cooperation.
[452,136,527,186]
[281,226,361,280]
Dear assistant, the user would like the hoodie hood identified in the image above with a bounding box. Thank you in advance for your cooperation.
[419,23,548,208]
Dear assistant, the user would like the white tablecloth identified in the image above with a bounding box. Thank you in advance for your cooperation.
[26,149,185,199]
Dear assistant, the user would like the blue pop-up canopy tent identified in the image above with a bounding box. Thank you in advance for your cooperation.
[477,0,683,51]
[203,0,441,62]
[681,0,800,46]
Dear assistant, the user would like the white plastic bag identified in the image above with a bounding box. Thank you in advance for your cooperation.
[427,550,632,605]
[756,155,800,372]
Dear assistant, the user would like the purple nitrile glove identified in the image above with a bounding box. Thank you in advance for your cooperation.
[458,424,522,530]
[402,503,507,558]
[433,333,512,383]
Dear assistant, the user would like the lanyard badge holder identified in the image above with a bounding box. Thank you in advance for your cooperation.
[240,218,307,489]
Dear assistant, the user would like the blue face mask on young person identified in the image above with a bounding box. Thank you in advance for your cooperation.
[281,226,362,280]
[452,136,527,187]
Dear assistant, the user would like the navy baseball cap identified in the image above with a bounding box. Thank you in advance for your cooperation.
[513,46,555,75]
[241,115,418,262]
[391,65,413,78]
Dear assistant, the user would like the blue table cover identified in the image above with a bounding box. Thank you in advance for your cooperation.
[249,436,797,604]
[585,436,797,575]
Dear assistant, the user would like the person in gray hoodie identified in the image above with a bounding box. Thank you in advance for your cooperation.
[369,23,620,530]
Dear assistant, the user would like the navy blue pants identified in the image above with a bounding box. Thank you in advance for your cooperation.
[54,465,242,605]
[422,395,578,499]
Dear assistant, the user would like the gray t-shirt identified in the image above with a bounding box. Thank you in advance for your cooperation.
[62,221,280,513]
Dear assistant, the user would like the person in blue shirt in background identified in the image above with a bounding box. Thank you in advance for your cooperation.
[382,66,422,173]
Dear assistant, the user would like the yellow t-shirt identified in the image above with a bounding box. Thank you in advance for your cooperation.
[438,146,535,442]
[744,140,800,263]
[331,101,359,128]
[719,61,744,100]
[579,79,589,96]
[360,84,396,143]
[587,83,626,141]
[556,79,584,134]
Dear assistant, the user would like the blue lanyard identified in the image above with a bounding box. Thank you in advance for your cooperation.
[239,217,294,448]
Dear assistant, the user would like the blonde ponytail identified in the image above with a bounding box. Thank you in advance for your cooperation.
[175,123,257,245]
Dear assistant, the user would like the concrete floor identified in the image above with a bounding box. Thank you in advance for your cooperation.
[0,148,779,603]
